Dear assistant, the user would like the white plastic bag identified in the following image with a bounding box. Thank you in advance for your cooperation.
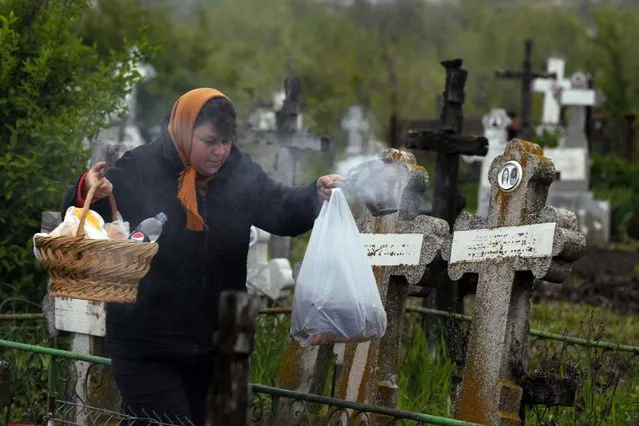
[291,188,387,347]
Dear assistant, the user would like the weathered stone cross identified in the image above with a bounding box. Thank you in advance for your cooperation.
[443,138,586,425]
[276,148,450,421]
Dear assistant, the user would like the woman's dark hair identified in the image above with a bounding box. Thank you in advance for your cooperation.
[194,97,237,143]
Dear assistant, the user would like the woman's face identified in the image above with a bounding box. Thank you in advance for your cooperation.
[190,122,232,176]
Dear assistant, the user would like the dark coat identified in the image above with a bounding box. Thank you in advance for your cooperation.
[61,127,320,360]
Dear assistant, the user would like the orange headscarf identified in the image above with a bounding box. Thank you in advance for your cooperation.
[168,88,231,231]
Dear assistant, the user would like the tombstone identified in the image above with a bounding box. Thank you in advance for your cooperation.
[532,57,602,135]
[444,139,586,425]
[276,148,450,420]
[465,108,511,217]
[246,225,294,302]
[538,69,611,246]
[240,77,330,260]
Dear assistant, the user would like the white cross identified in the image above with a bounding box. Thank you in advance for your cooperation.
[533,57,597,130]
[341,106,370,156]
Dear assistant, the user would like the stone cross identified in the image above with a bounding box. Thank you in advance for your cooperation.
[495,39,556,140]
[543,71,596,191]
[246,225,294,302]
[404,59,487,317]
[341,105,371,156]
[539,70,611,246]
[276,149,450,421]
[443,139,586,425]
[532,57,597,135]
[241,77,330,259]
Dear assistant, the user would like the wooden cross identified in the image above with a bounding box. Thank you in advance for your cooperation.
[495,39,557,140]
[241,77,330,259]
[207,291,261,426]
[403,59,487,315]
[443,139,586,425]
[275,149,450,421]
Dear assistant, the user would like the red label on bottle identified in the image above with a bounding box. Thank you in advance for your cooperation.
[130,232,145,242]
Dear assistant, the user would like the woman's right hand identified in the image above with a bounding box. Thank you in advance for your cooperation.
[83,161,113,200]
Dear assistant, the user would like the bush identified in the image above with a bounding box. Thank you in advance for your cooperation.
[590,154,639,239]
[0,0,151,302]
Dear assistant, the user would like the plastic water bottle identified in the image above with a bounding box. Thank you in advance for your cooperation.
[129,213,167,243]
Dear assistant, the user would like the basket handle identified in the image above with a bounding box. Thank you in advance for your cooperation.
[76,180,118,237]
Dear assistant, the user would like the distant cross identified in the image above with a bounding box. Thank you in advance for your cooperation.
[341,105,370,156]
[404,59,488,315]
[241,77,330,259]
[532,57,597,135]
[495,39,556,139]
[445,139,586,425]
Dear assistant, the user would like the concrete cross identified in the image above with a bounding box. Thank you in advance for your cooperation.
[341,105,370,156]
[443,139,586,425]
[241,77,330,259]
[532,57,597,135]
[276,149,450,421]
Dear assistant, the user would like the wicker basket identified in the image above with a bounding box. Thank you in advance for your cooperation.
[34,181,159,303]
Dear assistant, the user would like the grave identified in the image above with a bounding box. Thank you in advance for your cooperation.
[532,56,597,136]
[464,108,511,217]
[530,59,610,246]
[246,225,294,302]
[276,148,450,420]
[241,77,331,259]
[444,138,586,425]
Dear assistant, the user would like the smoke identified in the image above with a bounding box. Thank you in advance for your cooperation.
[337,155,412,211]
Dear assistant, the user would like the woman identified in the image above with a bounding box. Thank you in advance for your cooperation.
[60,88,341,425]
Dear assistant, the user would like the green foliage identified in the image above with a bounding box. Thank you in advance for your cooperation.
[590,154,639,238]
[0,0,152,302]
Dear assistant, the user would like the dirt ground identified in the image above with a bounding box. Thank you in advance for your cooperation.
[533,246,639,315]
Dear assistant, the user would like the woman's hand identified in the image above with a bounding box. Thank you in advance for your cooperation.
[83,161,113,200]
[316,174,344,202]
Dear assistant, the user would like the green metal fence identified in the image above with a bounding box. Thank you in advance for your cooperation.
[0,338,479,426]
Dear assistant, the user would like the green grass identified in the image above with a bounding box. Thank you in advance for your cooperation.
[531,302,639,345]
[248,301,639,425]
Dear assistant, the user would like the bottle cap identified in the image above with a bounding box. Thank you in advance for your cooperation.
[156,212,168,224]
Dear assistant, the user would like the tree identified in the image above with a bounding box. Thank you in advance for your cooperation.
[0,0,151,302]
